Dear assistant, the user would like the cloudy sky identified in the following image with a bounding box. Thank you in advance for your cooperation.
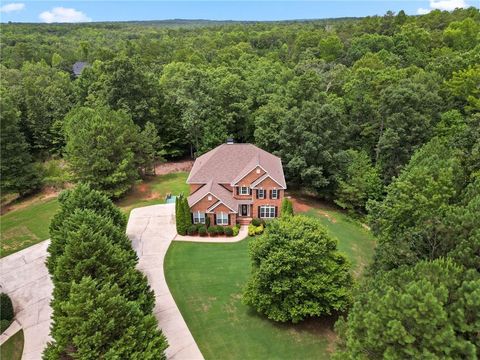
[0,0,475,23]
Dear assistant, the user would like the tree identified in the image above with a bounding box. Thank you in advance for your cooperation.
[243,215,352,323]
[64,106,140,198]
[47,184,127,274]
[280,198,294,217]
[138,121,164,176]
[0,88,41,196]
[44,277,167,360]
[50,209,154,314]
[175,194,191,235]
[334,259,480,359]
[335,149,383,214]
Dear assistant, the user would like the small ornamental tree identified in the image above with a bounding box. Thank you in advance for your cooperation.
[243,215,353,323]
[44,277,167,360]
[47,184,127,274]
[334,259,480,359]
[175,195,191,235]
[280,198,294,217]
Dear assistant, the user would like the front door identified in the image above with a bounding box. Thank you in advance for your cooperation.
[241,204,249,217]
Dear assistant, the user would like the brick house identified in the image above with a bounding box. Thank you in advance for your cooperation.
[187,141,287,226]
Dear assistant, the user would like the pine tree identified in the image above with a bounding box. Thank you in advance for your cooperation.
[182,196,192,230]
[0,88,41,196]
[44,277,167,360]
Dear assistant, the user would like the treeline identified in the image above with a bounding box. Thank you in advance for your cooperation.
[1,8,479,202]
[44,184,167,358]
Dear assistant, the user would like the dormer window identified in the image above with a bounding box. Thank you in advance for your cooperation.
[239,186,250,195]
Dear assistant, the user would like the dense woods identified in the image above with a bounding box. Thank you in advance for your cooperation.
[1,7,479,358]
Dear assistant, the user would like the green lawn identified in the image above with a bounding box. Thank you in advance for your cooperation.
[0,330,24,360]
[0,198,59,257]
[0,172,189,258]
[165,205,376,360]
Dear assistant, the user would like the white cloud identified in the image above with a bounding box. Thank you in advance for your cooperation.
[0,3,25,13]
[39,7,91,23]
[417,0,468,15]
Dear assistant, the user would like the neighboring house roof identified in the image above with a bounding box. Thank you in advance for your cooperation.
[187,143,286,213]
[187,143,286,188]
[72,61,89,76]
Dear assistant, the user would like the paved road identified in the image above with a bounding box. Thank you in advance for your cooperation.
[0,240,52,360]
[127,204,204,360]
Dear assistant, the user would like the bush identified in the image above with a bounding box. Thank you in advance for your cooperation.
[198,225,207,236]
[40,159,71,189]
[232,225,240,236]
[187,225,198,236]
[215,225,225,235]
[281,198,294,217]
[255,224,264,235]
[252,218,262,226]
[1,319,11,332]
[207,226,217,236]
[224,227,234,236]
[0,293,14,322]
[248,224,256,236]
[243,215,352,323]
[205,216,211,227]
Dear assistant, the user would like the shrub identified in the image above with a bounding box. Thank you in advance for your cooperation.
[281,198,294,217]
[232,225,240,236]
[1,319,11,332]
[252,218,262,226]
[0,293,14,322]
[207,226,217,236]
[205,216,211,227]
[224,227,234,237]
[198,226,207,236]
[215,225,224,235]
[243,215,352,323]
[255,224,264,235]
[248,224,256,236]
[187,225,198,236]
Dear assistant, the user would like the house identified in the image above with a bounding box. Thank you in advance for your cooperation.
[187,141,286,226]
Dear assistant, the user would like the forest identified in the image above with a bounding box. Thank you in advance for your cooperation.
[1,7,479,358]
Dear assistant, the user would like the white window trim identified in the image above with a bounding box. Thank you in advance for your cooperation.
[259,205,276,219]
[257,189,265,199]
[271,189,278,199]
[193,211,205,224]
[239,186,250,195]
[216,212,228,225]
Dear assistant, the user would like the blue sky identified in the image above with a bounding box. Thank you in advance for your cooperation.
[0,0,476,23]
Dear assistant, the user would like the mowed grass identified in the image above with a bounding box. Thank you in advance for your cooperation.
[0,330,24,360]
[165,204,376,360]
[0,198,59,257]
[0,172,189,257]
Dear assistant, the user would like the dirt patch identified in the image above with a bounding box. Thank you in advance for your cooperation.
[289,195,337,223]
[0,187,61,215]
[155,159,193,175]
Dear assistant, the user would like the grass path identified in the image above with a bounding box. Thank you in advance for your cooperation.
[0,172,189,257]
[0,330,24,360]
[165,203,376,360]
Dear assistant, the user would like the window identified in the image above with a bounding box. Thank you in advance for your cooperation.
[207,195,212,201]
[239,186,250,195]
[256,168,261,174]
[257,189,265,199]
[193,211,205,224]
[271,189,278,199]
[216,212,228,225]
[259,206,276,218]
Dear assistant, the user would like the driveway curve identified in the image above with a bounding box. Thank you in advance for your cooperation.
[127,203,204,360]
[0,240,53,360]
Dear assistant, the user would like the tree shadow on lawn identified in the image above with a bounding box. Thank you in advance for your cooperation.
[245,307,340,350]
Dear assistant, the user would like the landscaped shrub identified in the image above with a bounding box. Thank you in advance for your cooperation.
[255,224,264,235]
[198,226,207,236]
[207,226,217,236]
[0,293,14,322]
[232,225,240,236]
[224,227,234,237]
[252,218,262,227]
[1,319,11,333]
[187,225,198,236]
[215,225,224,235]
[205,216,211,227]
[248,224,256,236]
[281,198,294,217]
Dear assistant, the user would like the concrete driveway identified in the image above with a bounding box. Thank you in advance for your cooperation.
[0,240,53,360]
[127,203,204,360]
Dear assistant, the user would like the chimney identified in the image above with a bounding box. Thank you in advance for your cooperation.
[226,138,234,145]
